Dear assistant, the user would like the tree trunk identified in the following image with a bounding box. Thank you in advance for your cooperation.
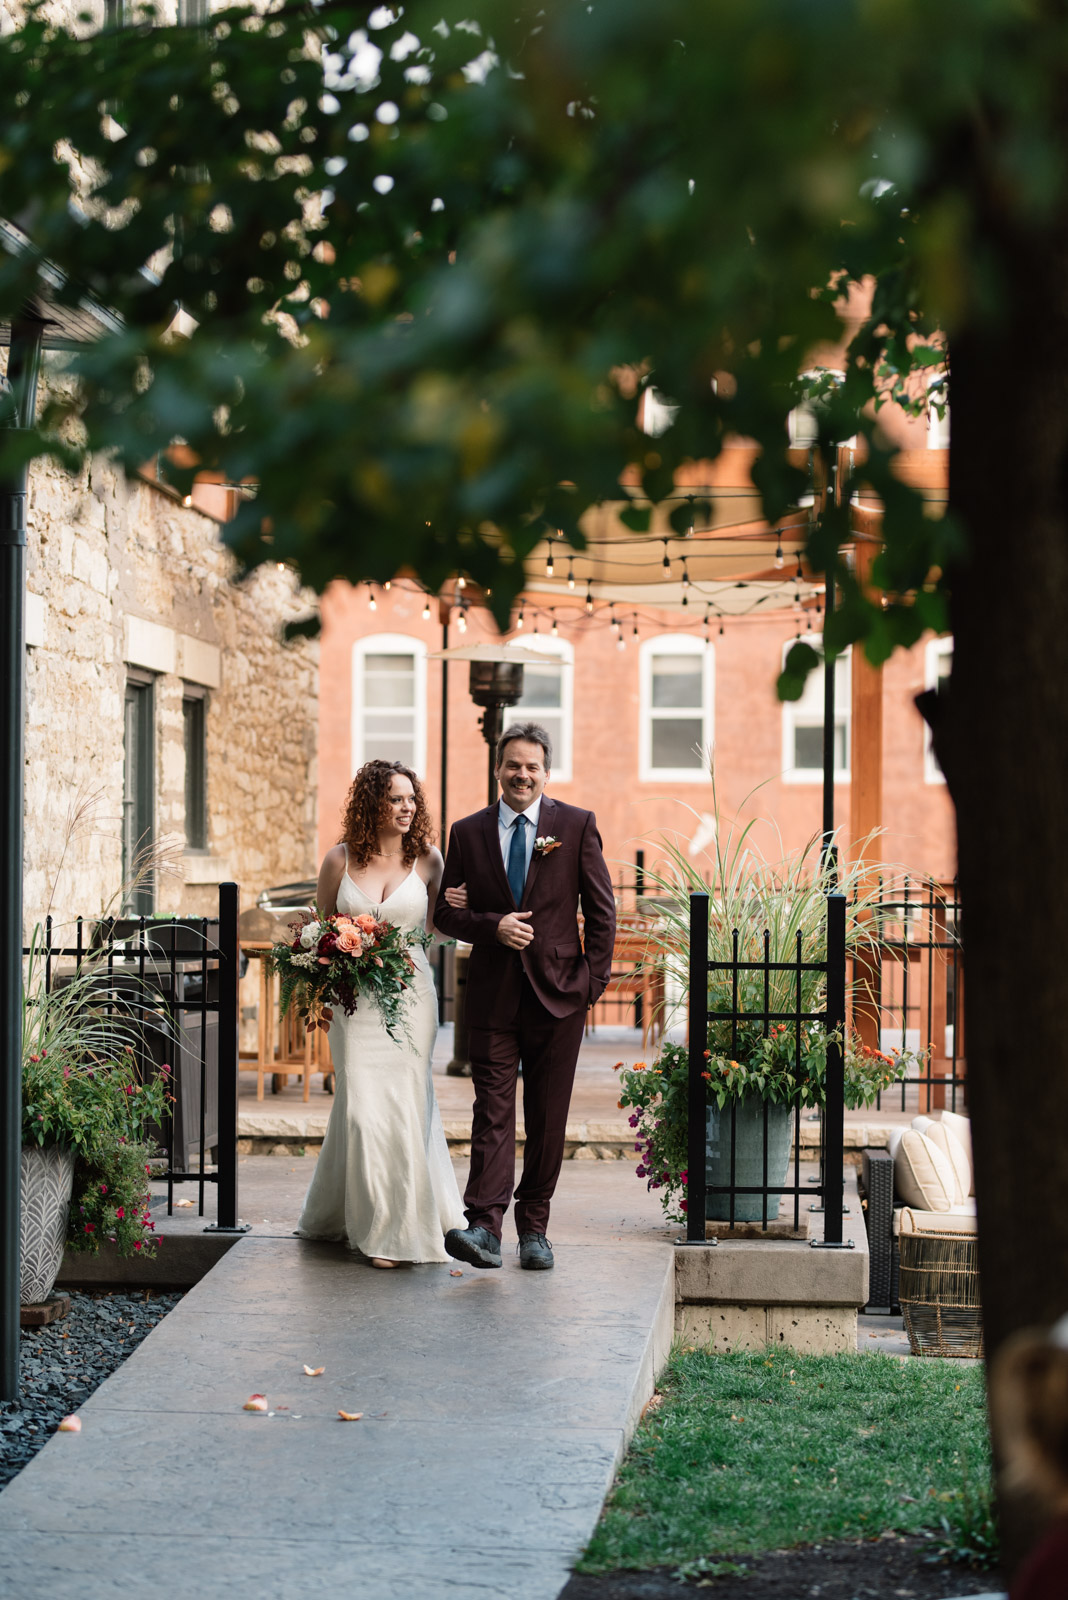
[933,213,1068,1574]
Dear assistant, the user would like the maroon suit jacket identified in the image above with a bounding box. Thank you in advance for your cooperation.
[433,797,617,1023]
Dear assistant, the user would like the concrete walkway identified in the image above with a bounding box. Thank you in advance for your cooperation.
[0,1161,675,1600]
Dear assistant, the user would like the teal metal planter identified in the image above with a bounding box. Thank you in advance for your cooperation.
[705,1097,792,1223]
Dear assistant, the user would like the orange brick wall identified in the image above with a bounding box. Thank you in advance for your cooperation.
[317,583,956,890]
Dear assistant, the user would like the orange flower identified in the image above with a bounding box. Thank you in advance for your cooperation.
[613,1061,624,1072]
[701,1070,712,1082]
[617,1100,624,1110]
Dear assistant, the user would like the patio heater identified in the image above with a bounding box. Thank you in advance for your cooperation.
[468,658,526,807]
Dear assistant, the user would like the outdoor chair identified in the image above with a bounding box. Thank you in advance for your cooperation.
[860,1110,976,1321]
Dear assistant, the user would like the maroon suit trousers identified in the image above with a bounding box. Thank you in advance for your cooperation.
[465,970,587,1240]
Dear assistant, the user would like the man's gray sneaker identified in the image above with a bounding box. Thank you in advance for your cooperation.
[444,1226,502,1269]
[518,1233,554,1270]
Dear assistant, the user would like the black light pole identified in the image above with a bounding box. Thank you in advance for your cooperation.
[820,449,839,886]
[1,315,44,1402]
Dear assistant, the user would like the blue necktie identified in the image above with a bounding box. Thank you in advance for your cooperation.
[507,813,528,907]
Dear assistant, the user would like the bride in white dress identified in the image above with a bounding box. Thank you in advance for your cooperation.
[297,760,465,1266]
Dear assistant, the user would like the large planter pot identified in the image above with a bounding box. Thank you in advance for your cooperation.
[20,1146,75,1304]
[705,1097,792,1223]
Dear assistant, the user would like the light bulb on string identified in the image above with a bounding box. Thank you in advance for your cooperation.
[585,584,594,616]
[546,539,554,577]
[774,543,784,570]
[567,559,575,591]
[457,607,468,634]
[532,616,539,634]
[457,575,466,590]
[795,554,803,582]
[662,540,671,574]
[719,620,725,637]
[631,616,639,639]
[806,614,813,632]
[383,579,391,591]
[551,611,559,637]
[617,634,626,652]
[422,598,431,620]
[366,583,377,612]
[516,603,525,630]
[687,496,695,538]
[681,558,690,590]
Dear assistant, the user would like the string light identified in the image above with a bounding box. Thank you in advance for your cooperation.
[795,554,803,581]
[546,539,555,577]
[457,606,468,634]
[585,584,594,616]
[719,620,725,636]
[662,540,671,574]
[567,559,576,591]
[681,558,690,589]
[687,496,695,538]
[366,583,377,611]
[550,611,558,637]
[774,542,784,570]
[422,598,431,620]
[457,575,466,590]
[383,579,391,591]
[617,632,626,652]
[516,602,525,629]
[632,617,639,639]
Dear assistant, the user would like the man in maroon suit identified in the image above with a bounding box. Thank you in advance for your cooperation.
[433,722,616,1269]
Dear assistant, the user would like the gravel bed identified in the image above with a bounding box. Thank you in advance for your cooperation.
[0,1290,182,1491]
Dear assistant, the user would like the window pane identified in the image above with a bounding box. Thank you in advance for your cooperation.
[364,653,415,708]
[183,697,207,850]
[651,655,703,708]
[793,719,848,772]
[364,734,415,767]
[518,664,562,710]
[651,717,704,770]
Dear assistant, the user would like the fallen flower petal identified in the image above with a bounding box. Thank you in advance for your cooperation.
[303,1365,325,1377]
[449,1268,463,1277]
[337,1410,363,1421]
[243,1395,269,1412]
[57,1415,82,1433]
[174,1198,194,1208]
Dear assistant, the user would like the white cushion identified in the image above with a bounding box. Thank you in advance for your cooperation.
[888,1127,959,1211]
[912,1116,971,1201]
[896,1202,977,1236]
[940,1112,974,1194]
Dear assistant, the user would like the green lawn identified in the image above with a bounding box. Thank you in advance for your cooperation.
[579,1348,992,1573]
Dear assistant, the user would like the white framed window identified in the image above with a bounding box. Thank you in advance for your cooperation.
[639,634,714,782]
[352,633,427,775]
[924,636,952,782]
[781,637,851,783]
[502,634,573,782]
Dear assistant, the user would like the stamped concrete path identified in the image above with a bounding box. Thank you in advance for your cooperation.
[0,1160,675,1600]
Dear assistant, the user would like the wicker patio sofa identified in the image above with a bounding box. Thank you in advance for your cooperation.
[860,1111,975,1314]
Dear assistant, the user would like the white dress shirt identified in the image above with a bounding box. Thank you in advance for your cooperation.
[498,795,542,884]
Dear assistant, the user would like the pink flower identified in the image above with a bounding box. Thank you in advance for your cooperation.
[335,924,363,955]
[115,1207,125,1220]
[100,1183,108,1194]
[134,1240,143,1251]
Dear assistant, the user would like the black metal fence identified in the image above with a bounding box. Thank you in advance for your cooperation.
[23,882,242,1227]
[684,891,848,1243]
[863,878,965,1114]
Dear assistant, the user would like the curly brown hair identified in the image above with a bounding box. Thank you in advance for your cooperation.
[340,760,435,870]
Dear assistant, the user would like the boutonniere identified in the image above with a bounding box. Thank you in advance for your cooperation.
[534,836,562,856]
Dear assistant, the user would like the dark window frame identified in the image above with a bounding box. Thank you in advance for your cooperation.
[123,672,155,915]
[182,687,209,852]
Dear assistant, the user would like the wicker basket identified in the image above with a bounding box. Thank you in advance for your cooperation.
[898,1229,983,1358]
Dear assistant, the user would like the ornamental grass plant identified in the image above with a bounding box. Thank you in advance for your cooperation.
[619,774,933,1219]
[21,797,180,1257]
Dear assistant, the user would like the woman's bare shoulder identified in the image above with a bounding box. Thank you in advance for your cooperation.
[321,843,347,870]
[417,846,444,878]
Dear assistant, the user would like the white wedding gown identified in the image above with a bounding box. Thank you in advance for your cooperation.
[296,863,464,1263]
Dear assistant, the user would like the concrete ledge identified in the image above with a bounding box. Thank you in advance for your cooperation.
[56,1232,241,1291]
[676,1302,857,1354]
[675,1237,868,1308]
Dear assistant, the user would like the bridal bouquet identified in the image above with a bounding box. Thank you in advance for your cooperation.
[269,910,425,1041]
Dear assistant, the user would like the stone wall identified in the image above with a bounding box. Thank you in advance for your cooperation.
[23,354,318,934]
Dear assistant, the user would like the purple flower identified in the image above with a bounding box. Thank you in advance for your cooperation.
[628,1113,640,1128]
[636,1165,647,1178]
